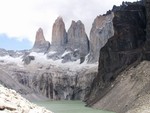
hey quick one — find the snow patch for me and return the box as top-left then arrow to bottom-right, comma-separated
61,50 -> 71,57
0,55 -> 23,67
47,51 -> 57,56
28,52 -> 97,71
0,52 -> 98,71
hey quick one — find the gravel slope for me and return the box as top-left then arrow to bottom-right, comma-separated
0,84 -> 53,113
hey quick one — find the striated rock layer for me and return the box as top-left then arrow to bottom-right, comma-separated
32,28 -> 50,52
12,65 -> 97,100
88,13 -> 114,63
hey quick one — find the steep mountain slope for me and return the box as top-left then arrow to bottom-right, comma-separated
92,61 -> 150,113
86,0 -> 150,113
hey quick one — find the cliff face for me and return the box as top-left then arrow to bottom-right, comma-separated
32,28 -> 50,52
146,0 -> 150,40
0,57 -> 97,101
67,20 -> 89,60
48,18 -> 90,63
144,0 -> 150,51
88,13 -> 114,63
51,17 -> 67,50
85,1 -> 147,111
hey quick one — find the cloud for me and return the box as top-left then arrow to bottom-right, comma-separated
0,0 -> 137,44
0,34 -> 32,50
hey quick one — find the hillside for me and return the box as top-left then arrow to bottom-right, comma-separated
92,61 -> 150,113
0,84 -> 52,113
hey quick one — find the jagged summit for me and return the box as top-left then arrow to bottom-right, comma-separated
47,17 -> 90,63
67,20 -> 89,50
88,13 -> 114,63
67,20 -> 89,63
35,28 -> 45,42
51,16 -> 67,49
32,28 -> 50,52
56,16 -> 63,21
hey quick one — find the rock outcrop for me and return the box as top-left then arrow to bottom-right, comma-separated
51,17 -> 67,50
85,1 -> 147,111
22,55 -> 35,65
49,18 -> 90,63
11,64 -> 97,100
67,20 -> 89,62
88,13 -> 114,63
32,28 -> 50,52
0,84 -> 52,113
0,64 -> 47,101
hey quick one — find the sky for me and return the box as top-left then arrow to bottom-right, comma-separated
0,0 -> 137,50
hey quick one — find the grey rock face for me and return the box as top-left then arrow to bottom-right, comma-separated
67,20 -> 89,60
0,49 -> 27,58
0,67 -> 46,101
22,55 -> 35,65
51,17 -> 67,50
88,13 -> 114,63
61,50 -> 80,63
32,28 -> 50,53
86,1 -> 146,109
3,62 -> 97,101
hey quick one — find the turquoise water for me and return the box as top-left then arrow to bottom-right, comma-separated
34,100 -> 114,113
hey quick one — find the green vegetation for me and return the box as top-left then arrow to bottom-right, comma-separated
34,100 -> 114,113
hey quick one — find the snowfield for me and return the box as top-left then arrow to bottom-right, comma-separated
0,52 -> 98,71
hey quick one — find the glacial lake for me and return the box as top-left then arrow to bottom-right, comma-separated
34,100 -> 115,113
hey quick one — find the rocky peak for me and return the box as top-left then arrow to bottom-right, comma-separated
88,13 -> 114,63
32,28 -> 50,53
35,28 -> 45,42
51,16 -> 67,49
67,20 -> 89,62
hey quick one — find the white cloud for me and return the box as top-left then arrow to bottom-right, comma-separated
0,0 -> 137,43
